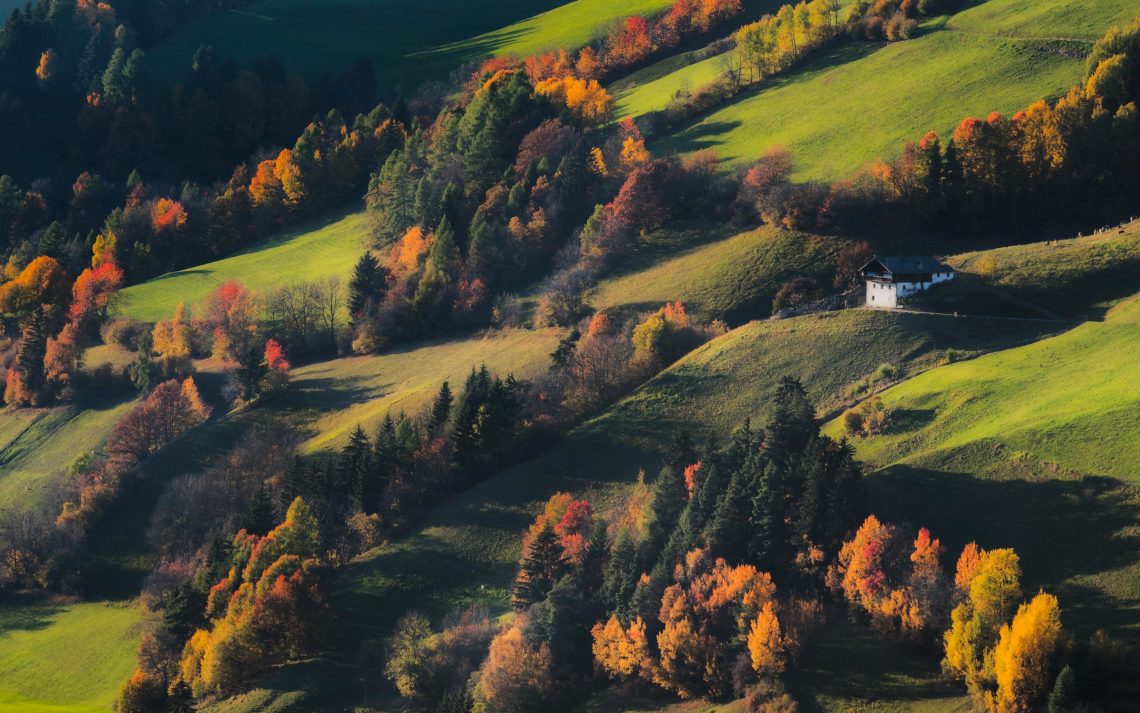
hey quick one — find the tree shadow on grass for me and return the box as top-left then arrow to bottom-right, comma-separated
867,466 -> 1140,646
0,593 -> 66,635
787,617 -> 961,713
659,40 -> 882,155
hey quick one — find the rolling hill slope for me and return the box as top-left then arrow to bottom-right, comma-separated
0,395 -> 136,523
637,0 -> 1140,179
591,223 -> 846,322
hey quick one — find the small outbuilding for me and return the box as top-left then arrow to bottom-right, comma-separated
861,256 -> 955,309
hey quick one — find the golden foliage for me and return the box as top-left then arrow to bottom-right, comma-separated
988,593 -> 1062,713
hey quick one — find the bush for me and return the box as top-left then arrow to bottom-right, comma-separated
772,277 -> 822,312
102,319 -> 147,350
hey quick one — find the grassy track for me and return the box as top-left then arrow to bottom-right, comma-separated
116,211 -> 369,323
592,223 -> 845,322
641,0 -> 1140,178
147,0 -> 673,88
0,596 -> 141,713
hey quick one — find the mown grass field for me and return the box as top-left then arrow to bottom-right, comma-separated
147,0 -> 673,88
643,0 -> 1140,179
0,395 -> 136,522
592,223 -> 845,323
213,307 -> 1061,711
0,596 -> 141,713
824,295 -> 1140,648
115,210 -> 369,323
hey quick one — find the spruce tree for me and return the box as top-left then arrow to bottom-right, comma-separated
601,531 -> 639,616
348,251 -> 387,317
246,483 -> 277,536
427,381 -> 453,438
340,424 -> 374,505
645,465 -> 687,562
707,457 -> 756,563
512,523 -> 567,610
666,430 -> 698,472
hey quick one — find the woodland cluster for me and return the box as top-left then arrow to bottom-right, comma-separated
382,382 -> 1129,713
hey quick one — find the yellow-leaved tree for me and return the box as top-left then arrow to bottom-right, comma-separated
988,593 -> 1062,713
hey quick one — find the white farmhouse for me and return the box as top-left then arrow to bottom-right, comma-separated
861,256 -> 955,309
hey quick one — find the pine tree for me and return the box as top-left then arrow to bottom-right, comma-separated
602,531 -> 640,616
246,483 -> 277,536
427,381 -> 453,438
512,523 -> 567,610
666,430 -> 698,472
340,425 -> 374,505
348,251 -> 388,317
549,327 -> 580,372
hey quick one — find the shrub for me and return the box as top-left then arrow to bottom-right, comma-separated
102,319 -> 147,349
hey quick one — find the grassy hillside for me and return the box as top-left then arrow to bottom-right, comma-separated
271,328 -> 561,452
213,308 -> 1059,711
116,211 -> 368,323
0,395 -> 136,522
641,0 -> 1140,179
0,596 -> 140,713
824,295 -> 1140,645
947,220 -> 1140,318
147,0 -> 672,88
592,223 -> 845,322
830,298 -> 1140,482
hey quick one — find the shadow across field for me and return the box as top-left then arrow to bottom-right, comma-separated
661,40 -> 882,155
0,594 -> 66,635
867,465 -> 1140,645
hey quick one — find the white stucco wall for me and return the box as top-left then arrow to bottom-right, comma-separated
866,280 -> 897,308
865,271 -> 952,309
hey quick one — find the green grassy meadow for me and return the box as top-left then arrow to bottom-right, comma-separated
947,220 -> 1140,317
115,210 -> 369,323
0,396 -> 136,522
642,0 -> 1140,179
0,596 -> 141,713
147,0 -> 673,88
592,223 -> 845,322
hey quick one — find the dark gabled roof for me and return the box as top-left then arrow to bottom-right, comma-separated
861,256 -> 954,275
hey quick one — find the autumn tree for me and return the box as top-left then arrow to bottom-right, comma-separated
989,593 -> 1062,713
178,498 -> 324,697
592,615 -> 652,682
